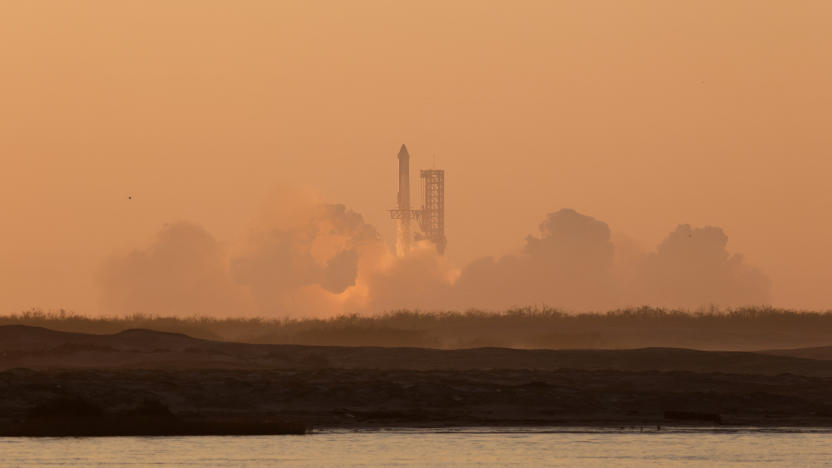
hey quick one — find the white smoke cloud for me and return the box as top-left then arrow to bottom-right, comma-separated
449,209 -> 616,310
98,222 -> 254,316
637,224 -> 771,307
97,198 -> 771,316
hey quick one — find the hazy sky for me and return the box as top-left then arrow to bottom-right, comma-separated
2,1 -> 831,314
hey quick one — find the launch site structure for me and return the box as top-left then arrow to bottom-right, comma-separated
389,144 -> 446,256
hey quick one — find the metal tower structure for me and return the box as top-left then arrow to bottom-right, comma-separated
419,169 -> 446,255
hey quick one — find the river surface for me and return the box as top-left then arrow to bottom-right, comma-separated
2,427 -> 831,467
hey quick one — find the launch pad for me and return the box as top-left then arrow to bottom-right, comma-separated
389,144 -> 446,255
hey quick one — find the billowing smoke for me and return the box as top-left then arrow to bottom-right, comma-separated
230,202 -> 386,317
98,222 -> 254,316
448,214 -> 771,311
451,209 -> 616,310
363,243 -> 456,312
638,225 -> 771,307
97,198 -> 771,316
98,196 -> 389,317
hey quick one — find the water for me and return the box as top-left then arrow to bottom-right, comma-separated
2,427 -> 831,467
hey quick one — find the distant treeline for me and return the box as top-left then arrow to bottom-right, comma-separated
4,307 -> 832,350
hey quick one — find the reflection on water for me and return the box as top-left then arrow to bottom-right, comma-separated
2,427 -> 831,467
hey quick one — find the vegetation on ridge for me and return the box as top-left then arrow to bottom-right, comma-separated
3,306 -> 832,351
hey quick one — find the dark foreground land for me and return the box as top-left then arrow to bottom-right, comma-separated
3,368 -> 832,433
3,325 -> 832,434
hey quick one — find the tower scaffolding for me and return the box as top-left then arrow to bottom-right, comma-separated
419,169 -> 446,255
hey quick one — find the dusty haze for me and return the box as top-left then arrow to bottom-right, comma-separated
2,1 -> 831,315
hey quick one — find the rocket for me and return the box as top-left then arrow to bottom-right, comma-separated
397,144 -> 411,255
397,144 -> 410,213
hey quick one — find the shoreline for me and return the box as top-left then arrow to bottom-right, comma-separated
5,424 -> 832,438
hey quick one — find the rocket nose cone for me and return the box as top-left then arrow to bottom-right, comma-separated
398,144 -> 409,159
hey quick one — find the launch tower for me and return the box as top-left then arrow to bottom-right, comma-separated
419,169 -> 446,255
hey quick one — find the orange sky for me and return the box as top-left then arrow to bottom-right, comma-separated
2,1 -> 831,314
